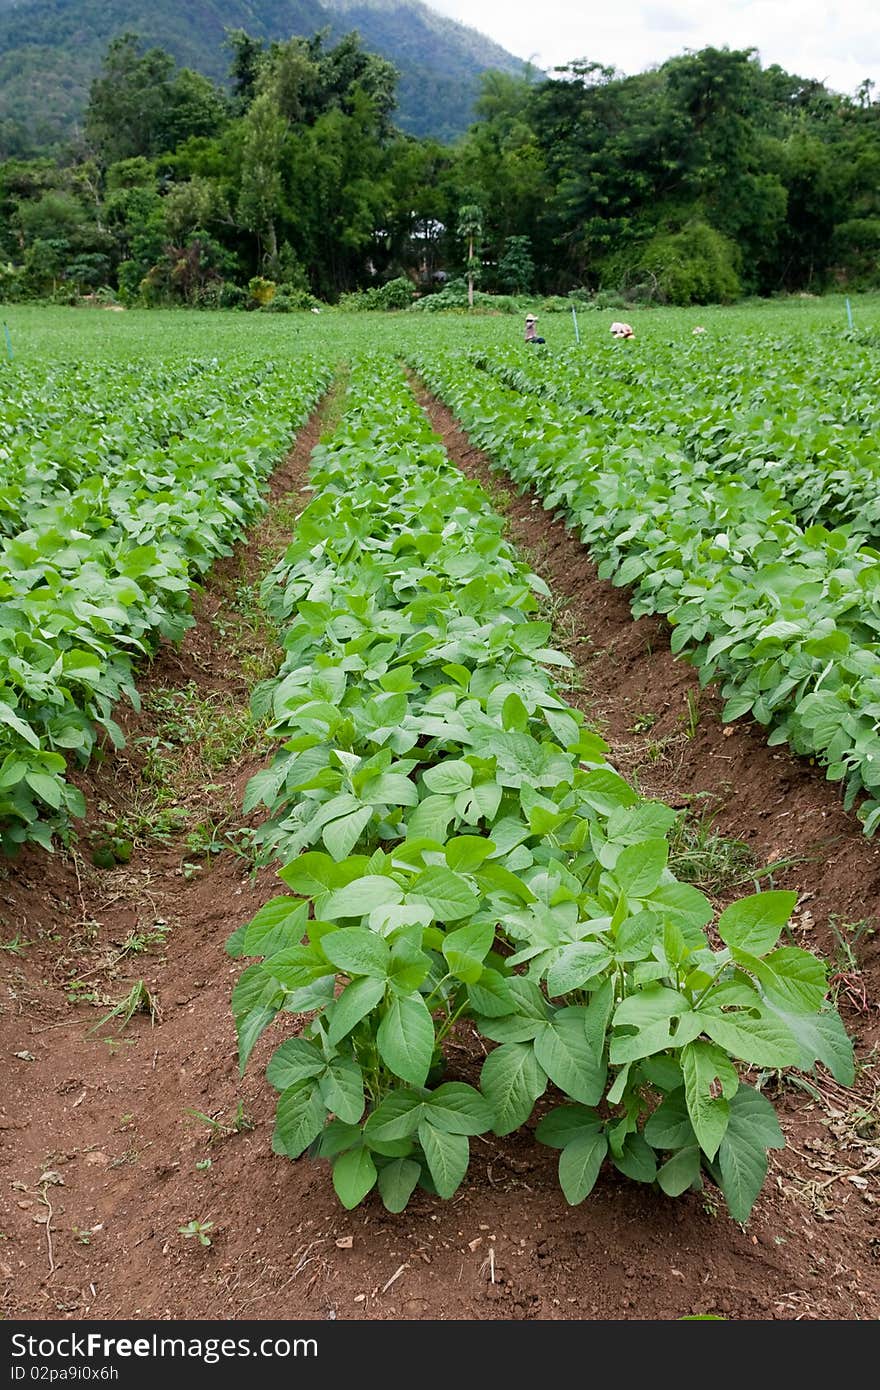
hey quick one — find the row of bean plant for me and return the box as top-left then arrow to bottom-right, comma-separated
472,329 -> 880,537
413,349 -> 880,835
230,358 -> 851,1223
0,354 -> 331,851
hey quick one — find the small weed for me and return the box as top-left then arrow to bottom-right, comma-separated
120,920 -> 171,956
668,808 -> 757,892
701,1191 -> 720,1218
95,797 -> 188,850
90,980 -> 158,1034
0,933 -> 30,954
185,1100 -> 255,1142
179,1219 -> 213,1247
184,820 -> 231,860
644,736 -> 673,764
630,711 -> 657,733
684,688 -> 701,739
66,979 -> 100,1006
828,916 -> 875,1012
195,1158 -> 213,1171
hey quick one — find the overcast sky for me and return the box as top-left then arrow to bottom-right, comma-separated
431,0 -> 879,97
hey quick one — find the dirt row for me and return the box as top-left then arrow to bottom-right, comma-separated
0,384 -> 878,1323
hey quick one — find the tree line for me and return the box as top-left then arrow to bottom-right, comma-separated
1,30 -> 877,308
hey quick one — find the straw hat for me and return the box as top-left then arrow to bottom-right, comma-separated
525,314 -> 537,322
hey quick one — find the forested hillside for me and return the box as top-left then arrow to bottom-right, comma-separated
0,32 -> 877,305
0,0 -> 524,151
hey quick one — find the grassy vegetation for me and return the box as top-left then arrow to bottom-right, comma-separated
3,293 -> 879,366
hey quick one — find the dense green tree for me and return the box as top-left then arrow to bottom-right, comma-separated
1,30 -> 877,306
237,91 -> 287,267
85,34 -> 228,163
497,235 -> 535,293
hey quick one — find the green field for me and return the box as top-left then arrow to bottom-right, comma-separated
3,292 -> 880,361
2,295 -> 877,1233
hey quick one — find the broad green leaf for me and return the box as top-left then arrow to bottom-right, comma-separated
613,839 -> 669,897
481,1042 -> 547,1136
535,1104 -> 601,1150
24,772 -> 62,809
321,927 -> 390,979
387,937 -> 432,993
332,1146 -> 378,1209
266,1037 -> 326,1091
377,1157 -> 421,1213
467,967 -> 515,1018
323,875 -> 405,920
316,1119 -> 362,1158
326,975 -> 386,1045
716,1088 -> 784,1223
376,993 -> 435,1086
360,773 -> 418,806
363,1089 -> 424,1143
445,835 -> 495,872
423,760 -> 473,794
545,941 -> 613,997
583,977 -> 614,1055
423,1082 -> 494,1135
611,1132 -> 657,1183
236,1004 -> 278,1073
418,1119 -> 469,1198
580,769 -> 638,814
614,985 -> 688,1027
320,1056 -> 366,1125
265,944 -> 334,992
442,919 -> 495,983
242,898 -> 308,958
732,946 -> 827,1015
647,881 -> 713,936
656,1145 -> 701,1197
614,911 -> 661,961
323,806 -> 373,861
278,851 -> 352,897
716,891 -> 797,955
765,1005 -> 854,1086
644,1090 -> 696,1151
699,1007 -> 801,1068
410,866 -> 480,921
274,1081 -> 326,1159
406,794 -> 456,842
681,1041 -> 738,1161
533,1010 -> 607,1105
558,1130 -> 608,1204
0,701 -> 40,749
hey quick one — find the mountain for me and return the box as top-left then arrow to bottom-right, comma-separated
0,0 -> 526,154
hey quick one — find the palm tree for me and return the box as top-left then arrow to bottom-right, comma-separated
457,204 -> 483,309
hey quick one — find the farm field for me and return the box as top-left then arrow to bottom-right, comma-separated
1,299 -> 879,1322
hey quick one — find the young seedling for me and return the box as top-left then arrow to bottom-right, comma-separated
179,1219 -> 213,1247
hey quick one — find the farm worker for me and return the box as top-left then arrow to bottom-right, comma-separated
610,321 -> 634,339
525,313 -> 545,344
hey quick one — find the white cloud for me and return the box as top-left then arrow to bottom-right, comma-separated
641,7 -> 699,35
429,0 -> 879,96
